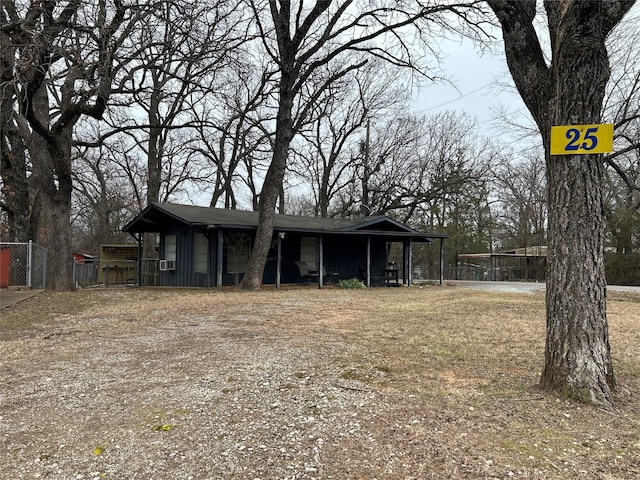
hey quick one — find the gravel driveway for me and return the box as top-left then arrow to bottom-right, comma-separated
452,280 -> 640,295
2,287 -> 639,479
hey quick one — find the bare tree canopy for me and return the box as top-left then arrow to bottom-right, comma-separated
238,0 -> 489,289
1,0 -> 150,289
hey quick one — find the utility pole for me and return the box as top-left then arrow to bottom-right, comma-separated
361,119 -> 370,206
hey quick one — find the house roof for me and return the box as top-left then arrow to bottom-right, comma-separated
123,203 -> 448,242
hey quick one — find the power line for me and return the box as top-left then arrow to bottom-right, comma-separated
423,73 -> 511,111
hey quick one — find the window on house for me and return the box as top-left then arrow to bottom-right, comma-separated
194,234 -> 208,273
300,237 -> 318,264
165,235 -> 176,261
227,233 -> 251,273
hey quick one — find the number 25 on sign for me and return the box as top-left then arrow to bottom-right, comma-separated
550,124 -> 613,155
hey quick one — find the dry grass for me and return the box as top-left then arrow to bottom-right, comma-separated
1,286 -> 639,479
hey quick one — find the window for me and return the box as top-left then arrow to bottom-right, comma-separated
165,235 -> 176,261
300,237 -> 318,264
227,234 -> 251,273
194,234 -> 208,273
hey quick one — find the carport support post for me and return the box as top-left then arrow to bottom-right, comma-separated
402,240 -> 413,286
276,233 -> 282,289
366,236 -> 371,287
439,237 -> 444,286
491,255 -> 496,281
136,234 -> 142,286
408,239 -> 413,286
318,235 -> 324,289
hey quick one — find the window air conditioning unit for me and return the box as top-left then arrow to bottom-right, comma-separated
159,260 -> 176,271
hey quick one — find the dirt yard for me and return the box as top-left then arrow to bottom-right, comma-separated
1,286 -> 639,479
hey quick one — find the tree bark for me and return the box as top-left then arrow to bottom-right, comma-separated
3,0 -> 133,290
488,0 -> 636,408
0,116 -> 32,241
240,70 -> 295,289
28,86 -> 75,291
0,25 -> 31,242
143,85 -> 164,260
239,0 -> 472,288
540,1 -> 616,405
239,0 -> 300,289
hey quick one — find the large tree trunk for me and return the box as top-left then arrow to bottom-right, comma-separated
44,172 -> 74,291
239,89 -> 294,290
143,89 -> 163,260
0,31 -> 31,242
27,86 -> 75,291
539,2 -> 615,405
541,147 -> 614,404
0,116 -> 31,242
489,0 -> 635,408
30,134 -> 75,291
239,9 -> 297,290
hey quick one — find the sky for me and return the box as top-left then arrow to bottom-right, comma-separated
411,36 -> 530,142
414,1 -> 640,147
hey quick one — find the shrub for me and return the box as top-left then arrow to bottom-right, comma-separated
338,278 -> 365,289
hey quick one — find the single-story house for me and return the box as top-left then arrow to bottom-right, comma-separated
122,202 -> 448,288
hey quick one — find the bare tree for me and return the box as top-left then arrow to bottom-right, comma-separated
71,145 -> 137,251
289,60 -> 403,217
1,0 -> 148,290
93,0 -> 249,256
352,111 -> 497,223
603,152 -> 640,255
0,4 -> 30,242
0,111 -> 32,241
240,0 -> 488,289
188,62 -> 275,210
602,7 -> 640,260
488,0 -> 637,408
492,148 -> 547,252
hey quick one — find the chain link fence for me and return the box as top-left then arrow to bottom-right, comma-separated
418,256 -> 640,286
0,243 -> 162,289
0,241 -> 48,289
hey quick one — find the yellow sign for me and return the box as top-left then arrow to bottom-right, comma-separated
550,124 -> 614,155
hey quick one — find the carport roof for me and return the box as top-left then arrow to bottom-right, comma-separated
123,202 -> 448,241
